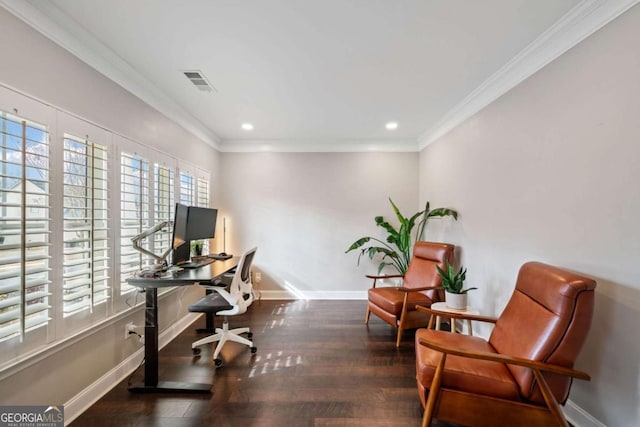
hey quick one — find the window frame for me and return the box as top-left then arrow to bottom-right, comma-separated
56,112 -> 113,336
0,84 -> 213,372
0,87 -> 56,360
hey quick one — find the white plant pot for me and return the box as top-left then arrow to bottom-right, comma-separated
445,292 -> 467,310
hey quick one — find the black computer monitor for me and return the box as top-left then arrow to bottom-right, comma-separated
185,206 -> 217,241
171,203 -> 190,265
171,203 -> 218,265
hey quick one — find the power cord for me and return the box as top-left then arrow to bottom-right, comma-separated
127,355 -> 146,386
126,289 -> 144,308
128,330 -> 143,341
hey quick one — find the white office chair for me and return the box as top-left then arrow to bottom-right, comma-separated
189,247 -> 258,367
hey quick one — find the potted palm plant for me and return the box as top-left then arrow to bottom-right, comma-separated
346,198 -> 458,275
436,261 -> 477,310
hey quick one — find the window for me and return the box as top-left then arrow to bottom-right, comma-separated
120,152 -> 149,294
196,172 -> 210,254
0,110 -> 51,342
153,162 -> 174,259
197,176 -> 209,208
179,171 -> 195,206
0,84 -> 213,369
62,134 -> 109,316
178,164 -> 211,255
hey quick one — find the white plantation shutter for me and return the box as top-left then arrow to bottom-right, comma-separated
196,177 -> 209,208
0,111 -> 51,342
120,152 -> 150,294
153,163 -> 174,258
62,135 -> 110,316
179,171 -> 195,206
196,172 -> 210,253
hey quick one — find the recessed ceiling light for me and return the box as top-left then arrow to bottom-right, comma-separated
385,122 -> 398,130
242,123 -> 254,131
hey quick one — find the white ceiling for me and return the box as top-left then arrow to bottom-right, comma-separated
3,0 -> 636,151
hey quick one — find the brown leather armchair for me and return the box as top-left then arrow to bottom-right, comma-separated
365,241 -> 454,347
414,262 -> 596,427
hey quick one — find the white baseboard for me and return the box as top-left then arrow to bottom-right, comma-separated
63,312 -> 201,426
563,399 -> 607,427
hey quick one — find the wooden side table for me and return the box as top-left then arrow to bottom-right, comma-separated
430,302 -> 480,335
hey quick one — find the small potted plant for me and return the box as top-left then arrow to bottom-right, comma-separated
436,261 -> 477,310
191,240 -> 203,257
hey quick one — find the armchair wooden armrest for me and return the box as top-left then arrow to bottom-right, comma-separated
416,305 -> 498,324
398,285 -> 442,293
365,274 -> 404,279
366,274 -> 404,288
418,338 -> 590,380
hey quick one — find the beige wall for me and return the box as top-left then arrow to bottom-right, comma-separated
221,152 -> 418,297
0,8 -> 219,406
418,5 -> 640,426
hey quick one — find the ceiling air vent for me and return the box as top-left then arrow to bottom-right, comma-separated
183,70 -> 216,92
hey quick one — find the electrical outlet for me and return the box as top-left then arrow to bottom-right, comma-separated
124,322 -> 136,340
254,272 -> 262,284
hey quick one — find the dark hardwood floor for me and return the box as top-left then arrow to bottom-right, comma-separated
71,300 -> 449,427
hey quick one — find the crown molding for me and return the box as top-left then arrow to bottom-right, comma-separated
0,0 -> 222,149
2,0 -> 637,154
418,0 -> 640,150
219,138 -> 419,153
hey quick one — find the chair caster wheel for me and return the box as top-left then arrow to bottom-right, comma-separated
214,358 -> 223,367
247,332 -> 253,339
192,347 -> 201,355
250,346 -> 257,354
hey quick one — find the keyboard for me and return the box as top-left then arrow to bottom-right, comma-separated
208,253 -> 232,260
178,258 -> 215,269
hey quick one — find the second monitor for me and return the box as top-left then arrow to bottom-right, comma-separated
172,203 -> 218,266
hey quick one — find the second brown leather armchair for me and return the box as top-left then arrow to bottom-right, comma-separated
365,241 -> 454,347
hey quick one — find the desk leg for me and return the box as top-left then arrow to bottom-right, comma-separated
144,288 -> 158,386
128,289 -> 211,393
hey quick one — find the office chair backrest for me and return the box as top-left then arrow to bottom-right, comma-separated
229,247 -> 258,311
404,242 -> 454,302
488,262 -> 596,404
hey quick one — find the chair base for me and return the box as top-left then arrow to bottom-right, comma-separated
192,317 -> 256,365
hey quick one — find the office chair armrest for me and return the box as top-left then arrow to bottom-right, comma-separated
416,305 -> 498,324
366,274 -> 404,288
418,338 -> 590,380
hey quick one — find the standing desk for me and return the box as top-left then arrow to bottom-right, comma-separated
126,257 -> 239,393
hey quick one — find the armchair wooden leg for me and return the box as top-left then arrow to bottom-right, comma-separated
365,306 -> 371,324
533,369 -> 570,427
396,293 -> 410,347
422,353 -> 446,427
395,325 -> 403,347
